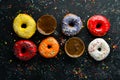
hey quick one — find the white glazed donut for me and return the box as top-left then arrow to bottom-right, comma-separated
88,38 -> 110,61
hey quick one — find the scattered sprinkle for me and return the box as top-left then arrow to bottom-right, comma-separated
8,5 -> 12,8
85,75 -> 88,79
9,59 -> 13,63
4,41 -> 7,45
108,38 -> 111,40
54,7 -> 57,10
37,40 -> 41,43
14,39 -> 16,42
106,66 -> 109,69
112,45 -> 118,49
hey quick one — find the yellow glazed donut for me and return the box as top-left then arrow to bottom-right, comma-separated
13,14 -> 36,39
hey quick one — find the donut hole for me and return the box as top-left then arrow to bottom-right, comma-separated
96,23 -> 102,28
69,21 -> 75,27
47,45 -> 52,49
98,47 -> 102,51
21,24 -> 27,28
21,47 -> 26,53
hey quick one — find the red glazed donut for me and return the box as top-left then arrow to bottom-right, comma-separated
13,40 -> 37,61
87,15 -> 110,36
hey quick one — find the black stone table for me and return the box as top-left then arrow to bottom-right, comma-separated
0,0 -> 120,80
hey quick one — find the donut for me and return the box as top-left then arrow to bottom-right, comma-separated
13,40 -> 37,61
87,15 -> 110,36
37,15 -> 57,35
38,37 -> 59,58
62,13 -> 83,36
13,14 -> 36,39
88,38 -> 110,61
65,37 -> 85,58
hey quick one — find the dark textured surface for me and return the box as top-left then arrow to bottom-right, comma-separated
0,0 -> 120,80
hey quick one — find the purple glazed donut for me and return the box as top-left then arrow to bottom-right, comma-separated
62,13 -> 83,36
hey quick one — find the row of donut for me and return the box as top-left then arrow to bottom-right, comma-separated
13,13 -> 110,61
13,37 -> 110,61
13,13 -> 110,38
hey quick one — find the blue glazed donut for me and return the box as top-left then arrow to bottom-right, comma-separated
62,13 -> 83,36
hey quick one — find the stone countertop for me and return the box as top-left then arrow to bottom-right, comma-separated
0,0 -> 120,80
